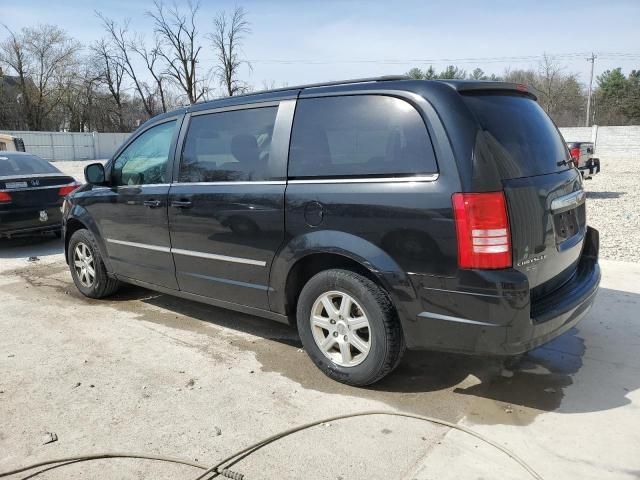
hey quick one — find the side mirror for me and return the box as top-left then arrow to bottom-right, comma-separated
84,162 -> 106,185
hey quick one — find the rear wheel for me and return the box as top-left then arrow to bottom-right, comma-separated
296,269 -> 405,386
67,229 -> 119,298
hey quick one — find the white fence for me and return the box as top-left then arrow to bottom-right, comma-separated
3,125 -> 638,162
559,125 -> 640,161
0,130 -> 130,161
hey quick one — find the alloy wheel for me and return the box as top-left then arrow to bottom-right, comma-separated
73,242 -> 96,288
310,290 -> 371,367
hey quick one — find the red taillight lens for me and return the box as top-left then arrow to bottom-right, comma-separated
0,192 -> 12,203
569,147 -> 580,164
452,192 -> 512,269
58,183 -> 80,196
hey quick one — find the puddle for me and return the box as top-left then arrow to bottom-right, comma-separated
5,259 -> 594,425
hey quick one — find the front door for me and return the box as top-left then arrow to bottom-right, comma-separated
168,102 -> 293,309
89,118 -> 180,289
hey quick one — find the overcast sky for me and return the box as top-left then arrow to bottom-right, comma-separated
5,0 -> 640,90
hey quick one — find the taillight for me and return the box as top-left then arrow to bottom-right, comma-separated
0,192 -> 11,204
569,147 -> 580,165
452,192 -> 512,269
58,183 -> 80,197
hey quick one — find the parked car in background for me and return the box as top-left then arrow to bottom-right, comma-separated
0,133 -> 26,152
567,141 -> 600,179
62,77 -> 600,386
0,152 -> 79,239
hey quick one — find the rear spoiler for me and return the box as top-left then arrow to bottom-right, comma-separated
439,80 -> 538,101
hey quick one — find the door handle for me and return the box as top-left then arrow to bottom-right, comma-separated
171,200 -> 193,208
143,199 -> 162,208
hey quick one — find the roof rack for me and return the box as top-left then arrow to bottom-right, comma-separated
233,75 -> 410,98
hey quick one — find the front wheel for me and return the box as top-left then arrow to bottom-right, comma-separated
296,269 -> 405,386
67,229 -> 120,298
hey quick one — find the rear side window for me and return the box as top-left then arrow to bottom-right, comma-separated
0,154 -> 61,176
179,106 -> 278,182
463,94 -> 570,179
288,95 -> 437,178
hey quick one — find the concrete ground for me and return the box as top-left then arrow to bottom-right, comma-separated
0,161 -> 638,479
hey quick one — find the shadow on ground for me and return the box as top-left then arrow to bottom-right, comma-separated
586,191 -> 625,200
0,235 -> 62,259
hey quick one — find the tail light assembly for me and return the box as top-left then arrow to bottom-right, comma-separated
452,192 -> 512,269
0,192 -> 12,204
569,147 -> 580,166
58,182 -> 81,197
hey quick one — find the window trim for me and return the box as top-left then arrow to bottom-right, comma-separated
286,93 -> 439,180
287,174 -> 439,184
173,101 -> 290,184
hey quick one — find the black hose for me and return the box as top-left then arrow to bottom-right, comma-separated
0,411 -> 544,480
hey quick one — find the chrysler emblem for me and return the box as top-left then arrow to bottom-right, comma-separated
39,210 -> 48,222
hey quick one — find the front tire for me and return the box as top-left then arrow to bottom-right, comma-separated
67,229 -> 119,298
296,269 -> 405,386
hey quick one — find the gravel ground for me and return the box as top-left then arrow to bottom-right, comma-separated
584,157 -> 639,262
54,156 -> 638,262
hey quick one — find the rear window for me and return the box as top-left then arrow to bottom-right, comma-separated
288,95 -> 437,178
463,94 -> 569,179
0,154 -> 61,177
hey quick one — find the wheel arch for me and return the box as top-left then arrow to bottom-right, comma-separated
64,205 -> 113,273
269,230 -> 419,326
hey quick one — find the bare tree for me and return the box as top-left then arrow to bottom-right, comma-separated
130,34 -> 168,113
0,26 -> 31,128
148,0 -> 206,104
503,57 -> 585,127
209,7 -> 251,97
91,38 -> 127,131
97,13 -> 155,117
0,24 -> 80,130
60,58 -> 101,131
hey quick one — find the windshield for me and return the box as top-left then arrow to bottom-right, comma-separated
463,93 -> 570,179
0,154 -> 61,177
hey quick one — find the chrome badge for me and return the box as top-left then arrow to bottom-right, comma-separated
39,210 -> 48,222
517,254 -> 547,267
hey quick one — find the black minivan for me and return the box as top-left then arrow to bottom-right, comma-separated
62,77 -> 600,386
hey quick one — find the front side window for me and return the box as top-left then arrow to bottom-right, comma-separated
179,106 -> 278,182
288,95 -> 437,178
112,120 -> 176,186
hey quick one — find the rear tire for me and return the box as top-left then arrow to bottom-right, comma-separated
296,269 -> 405,386
67,229 -> 119,298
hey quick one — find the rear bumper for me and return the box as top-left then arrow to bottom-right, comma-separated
579,158 -> 600,177
0,205 -> 62,238
403,226 -> 600,355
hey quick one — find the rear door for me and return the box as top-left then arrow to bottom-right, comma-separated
463,93 -> 586,294
167,101 -> 294,309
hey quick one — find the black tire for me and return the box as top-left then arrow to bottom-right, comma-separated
296,269 -> 405,386
67,229 -> 119,298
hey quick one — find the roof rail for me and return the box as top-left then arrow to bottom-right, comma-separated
232,75 -> 410,98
